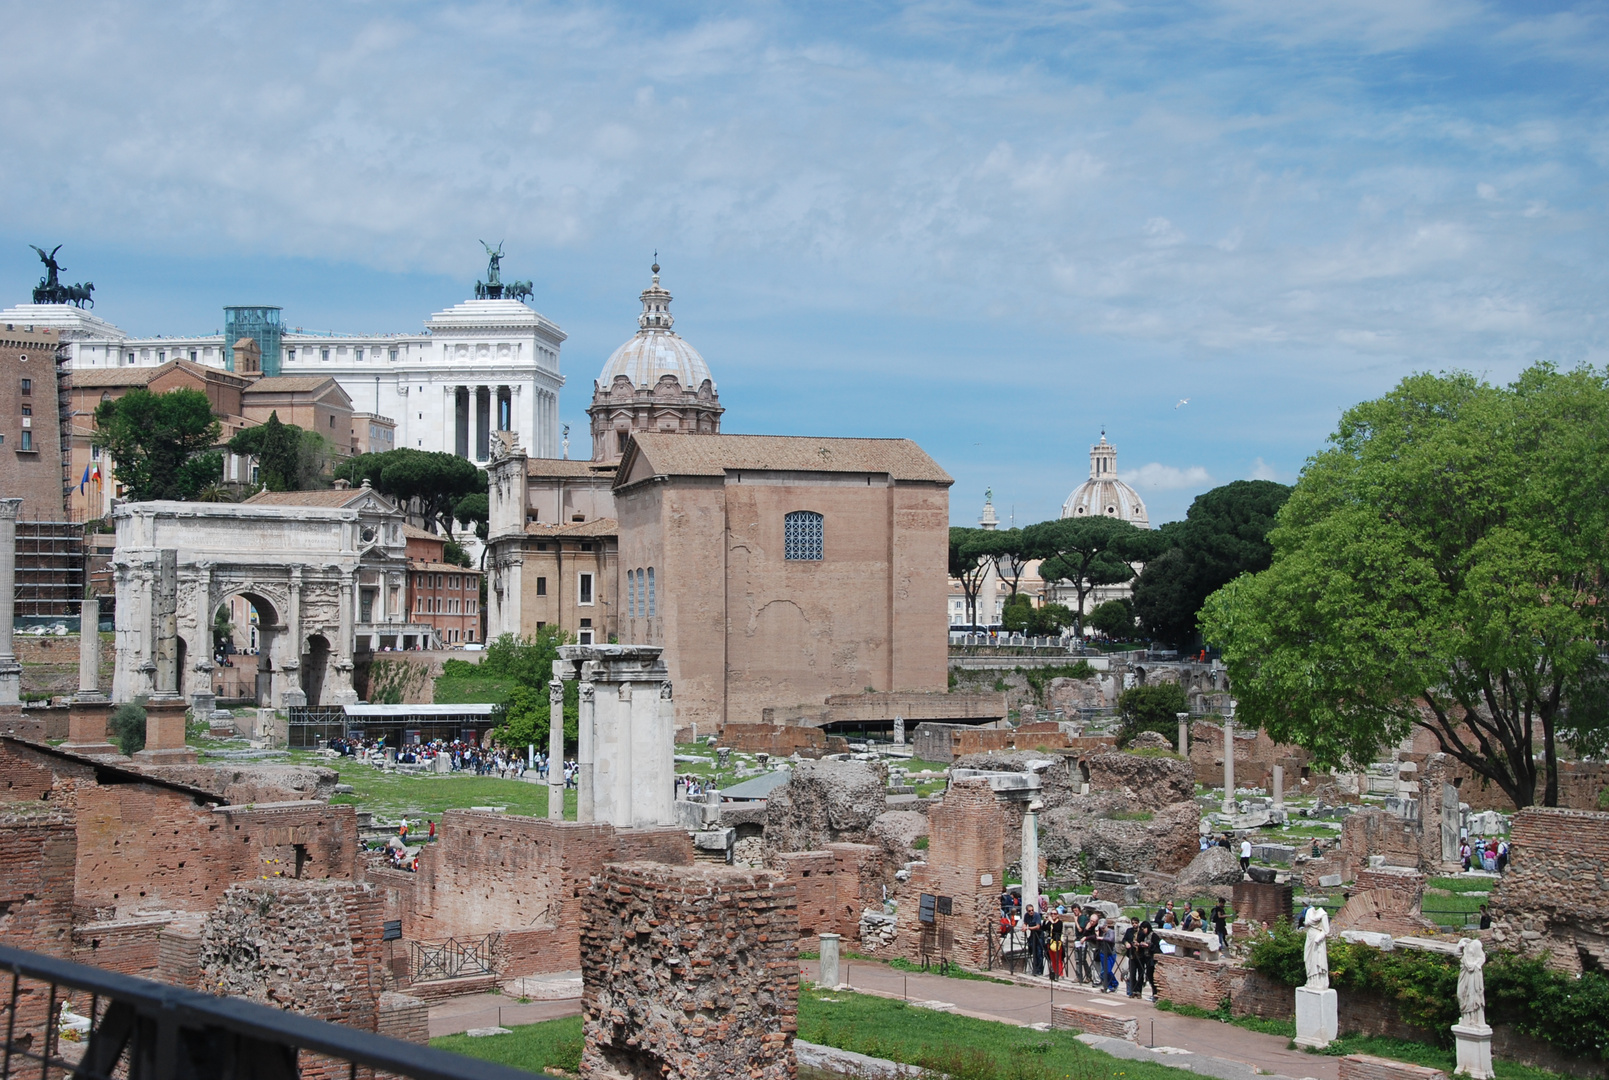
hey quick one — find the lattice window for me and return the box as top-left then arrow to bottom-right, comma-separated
628,569 -> 637,617
784,511 -> 824,561
647,568 -> 656,617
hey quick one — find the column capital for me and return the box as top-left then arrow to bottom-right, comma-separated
0,498 -> 21,522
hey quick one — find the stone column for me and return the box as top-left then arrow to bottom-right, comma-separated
1272,764 -> 1285,809
548,677 -> 565,821
77,595 -> 103,701
0,499 -> 22,705
136,550 -> 197,764
1176,712 -> 1190,756
893,715 -> 905,745
577,678 -> 596,823
818,933 -> 842,989
280,569 -> 307,709
1021,800 -> 1041,913
1221,703 -> 1237,815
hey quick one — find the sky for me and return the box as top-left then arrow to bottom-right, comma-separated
3,0 -> 1605,525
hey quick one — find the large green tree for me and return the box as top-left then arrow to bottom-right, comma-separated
227,411 -> 333,491
1200,364 -> 1609,808
336,449 -> 487,536
1022,516 -> 1158,634
1132,480 -> 1292,647
93,388 -> 222,501
948,527 -> 993,628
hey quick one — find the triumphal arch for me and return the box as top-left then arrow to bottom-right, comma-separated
112,489 -> 433,708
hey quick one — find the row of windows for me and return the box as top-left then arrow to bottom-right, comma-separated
412,572 -> 473,591
444,628 -> 476,643
627,567 -> 656,618
417,596 -> 477,615
533,572 -> 597,605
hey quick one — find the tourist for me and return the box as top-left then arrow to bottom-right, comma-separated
427,820 -> 436,842
1180,906 -> 1200,932
1460,840 -> 1472,872
1479,904 -> 1491,930
1496,839 -> 1509,873
1211,901 -> 1227,949
1080,908 -> 1102,986
1024,902 -> 1045,977
1154,900 -> 1176,926
1047,909 -> 1065,981
1069,905 -> 1091,983
1240,837 -> 1252,872
1126,921 -> 1156,999
1097,916 -> 1118,992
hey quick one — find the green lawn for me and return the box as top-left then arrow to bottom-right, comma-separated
432,673 -> 519,704
434,990 -> 1211,1080
324,755 -> 577,820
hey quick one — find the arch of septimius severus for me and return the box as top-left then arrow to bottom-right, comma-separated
111,488 -> 431,708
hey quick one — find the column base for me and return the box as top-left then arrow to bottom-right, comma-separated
1452,1023 -> 1494,1079
133,745 -> 200,765
140,696 -> 193,757
1294,986 -> 1338,1049
63,699 -> 120,757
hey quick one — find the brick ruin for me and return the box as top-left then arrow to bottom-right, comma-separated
892,779 -> 1003,968
1188,718 -> 1310,791
1489,806 -> 1609,975
580,862 -> 798,1080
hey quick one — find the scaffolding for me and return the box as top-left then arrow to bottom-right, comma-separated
15,522 -> 84,620
223,305 -> 284,376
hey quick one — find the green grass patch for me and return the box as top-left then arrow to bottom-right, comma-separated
1309,1034 -> 1572,1080
432,674 -> 519,704
324,756 -> 576,819
1105,810 -> 1154,821
901,757 -> 951,773
430,1014 -> 582,1074
1428,876 -> 1500,894
1151,998 -> 1294,1038
914,836 -> 930,850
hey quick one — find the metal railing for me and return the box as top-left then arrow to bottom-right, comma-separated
409,936 -> 499,983
0,942 -> 550,1080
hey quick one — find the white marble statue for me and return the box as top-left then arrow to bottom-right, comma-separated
1458,937 -> 1486,1028
1303,906 -> 1331,991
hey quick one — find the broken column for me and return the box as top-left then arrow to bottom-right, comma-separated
0,499 -> 21,707
63,593 -> 120,757
556,645 -> 675,829
581,861 -> 798,1080
1272,765 -> 1284,809
548,676 -> 566,821
134,550 -> 197,764
1177,711 -> 1189,756
818,932 -> 841,989
1221,703 -> 1237,815
893,715 -> 905,745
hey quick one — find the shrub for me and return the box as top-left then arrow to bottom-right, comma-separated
109,702 -> 147,756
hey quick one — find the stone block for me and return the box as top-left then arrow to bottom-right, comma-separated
1252,843 -> 1295,864
1050,1003 -> 1138,1041
1338,1054 -> 1447,1080
1319,873 -> 1344,888
1295,986 -> 1338,1048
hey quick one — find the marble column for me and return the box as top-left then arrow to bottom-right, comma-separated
1176,712 -> 1190,756
77,595 -> 104,701
1021,800 -> 1041,913
64,593 -> 120,756
548,677 -> 566,820
1273,764 -> 1285,809
1221,703 -> 1237,815
893,715 -> 905,745
0,499 -> 21,705
280,568 -> 307,708
577,676 -> 596,823
818,933 -> 842,989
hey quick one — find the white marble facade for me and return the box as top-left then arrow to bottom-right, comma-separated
1,294 -> 568,462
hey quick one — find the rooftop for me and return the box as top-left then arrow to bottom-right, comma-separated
622,432 -> 953,485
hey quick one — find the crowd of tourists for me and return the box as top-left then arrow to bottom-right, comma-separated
998,890 -> 1232,998
325,735 -> 585,783
1462,836 -> 1509,873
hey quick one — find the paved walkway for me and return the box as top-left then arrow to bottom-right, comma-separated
427,959 -> 1335,1080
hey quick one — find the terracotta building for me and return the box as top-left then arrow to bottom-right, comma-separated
403,525 -> 483,646
0,322 -> 66,520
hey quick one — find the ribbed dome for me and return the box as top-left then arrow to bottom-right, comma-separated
596,265 -> 714,390
1060,434 -> 1150,528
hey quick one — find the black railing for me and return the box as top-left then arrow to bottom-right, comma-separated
409,936 -> 499,983
0,942 -> 551,1080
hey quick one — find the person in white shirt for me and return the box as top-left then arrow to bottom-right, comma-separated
1240,838 -> 1252,872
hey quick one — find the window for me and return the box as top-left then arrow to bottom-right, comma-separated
784,511 -> 824,561
19,379 -> 30,395
91,444 -> 100,460
355,347 -> 364,361
157,350 -> 165,363
126,352 -> 135,365
536,576 -> 547,597
578,572 -> 594,605
18,431 -> 31,451
467,629 -> 474,642
389,347 -> 399,361
579,617 -> 593,645
321,348 -> 330,361
20,405 -> 30,417
628,570 -> 636,617
189,349 -> 197,362
617,431 -> 629,453
647,567 -> 655,618
287,348 -> 296,362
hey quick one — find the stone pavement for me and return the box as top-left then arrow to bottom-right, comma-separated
427,957 -> 1336,1080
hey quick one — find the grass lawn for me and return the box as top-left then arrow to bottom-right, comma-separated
324,756 -> 578,820
432,1015 -> 582,1074
435,991 -> 1210,1080
1419,887 -> 1486,931
1311,1034 -> 1572,1080
433,673 -> 519,704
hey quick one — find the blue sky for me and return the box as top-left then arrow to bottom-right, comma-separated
4,1 -> 1605,525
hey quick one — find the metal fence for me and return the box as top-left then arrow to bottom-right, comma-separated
409,935 -> 499,983
0,942 -> 549,1080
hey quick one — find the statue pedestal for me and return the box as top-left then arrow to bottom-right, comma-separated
132,697 -> 197,765
1452,1023 -> 1494,1079
61,699 -> 123,759
1294,986 -> 1337,1049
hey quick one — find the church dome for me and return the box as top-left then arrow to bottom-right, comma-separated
596,264 -> 714,390
1061,434 -> 1150,528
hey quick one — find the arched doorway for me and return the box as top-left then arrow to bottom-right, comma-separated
212,592 -> 281,707
302,634 -> 331,707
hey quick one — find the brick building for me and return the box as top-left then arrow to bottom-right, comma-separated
0,322 -> 66,520
403,524 -> 482,645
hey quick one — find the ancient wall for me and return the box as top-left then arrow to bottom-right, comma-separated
1086,750 -> 1194,805
893,780 -> 1003,968
1231,881 -> 1292,930
0,804 -> 76,957
719,723 -> 826,754
1333,867 -> 1436,936
1489,806 -> 1609,975
1338,808 -> 1422,880
72,916 -> 173,977
408,810 -> 693,979
580,861 -> 798,1080
776,843 -> 883,943
1153,954 -> 1231,1011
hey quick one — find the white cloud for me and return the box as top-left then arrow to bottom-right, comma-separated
1120,463 -> 1214,490
1248,458 -> 1279,482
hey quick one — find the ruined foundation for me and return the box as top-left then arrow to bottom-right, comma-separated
580,861 -> 798,1080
